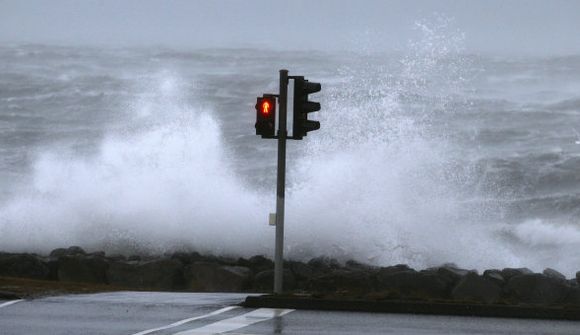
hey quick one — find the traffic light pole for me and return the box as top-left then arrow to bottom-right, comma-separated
274,69 -> 288,294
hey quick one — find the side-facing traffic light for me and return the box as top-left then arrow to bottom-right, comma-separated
255,95 -> 276,138
292,76 -> 321,140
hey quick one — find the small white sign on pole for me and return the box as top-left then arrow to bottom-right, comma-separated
269,213 -> 276,226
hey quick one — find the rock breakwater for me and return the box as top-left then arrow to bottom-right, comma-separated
1,246 -> 579,306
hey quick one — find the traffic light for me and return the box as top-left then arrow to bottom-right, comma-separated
255,95 -> 276,138
292,76 -> 321,139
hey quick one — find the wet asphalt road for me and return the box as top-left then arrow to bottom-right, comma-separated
1,292 -> 580,335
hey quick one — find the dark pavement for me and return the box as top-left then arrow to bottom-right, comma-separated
1,292 -> 579,334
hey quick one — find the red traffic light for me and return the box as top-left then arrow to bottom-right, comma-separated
255,95 -> 276,138
261,100 -> 272,115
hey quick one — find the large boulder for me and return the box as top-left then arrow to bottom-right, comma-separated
127,255 -> 141,262
107,259 -> 184,290
0,291 -> 22,300
307,257 -> 340,275
376,269 -> 449,299
345,260 -> 376,272
543,268 -> 566,282
309,269 -> 375,294
506,273 -> 570,304
0,253 -> 50,280
47,259 -> 60,280
49,246 -> 87,258
57,255 -> 109,284
237,255 -> 274,274
501,268 -> 533,282
482,269 -> 505,286
185,262 -> 251,292
424,265 -> 476,289
287,261 -> 314,281
107,254 -> 127,262
566,287 -> 580,305
378,264 -> 414,276
253,269 -> 296,292
451,272 -> 502,304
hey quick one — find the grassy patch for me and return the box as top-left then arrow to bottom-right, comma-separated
0,276 -> 125,299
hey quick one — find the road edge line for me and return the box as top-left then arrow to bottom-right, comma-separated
130,305 -> 239,335
0,299 -> 24,309
173,308 -> 294,335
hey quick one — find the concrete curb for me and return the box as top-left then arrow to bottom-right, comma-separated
242,295 -> 580,321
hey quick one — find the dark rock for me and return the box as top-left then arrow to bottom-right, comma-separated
565,287 -> 580,305
57,255 -> 109,284
170,251 -> 202,265
252,269 -> 295,292
196,254 -> 219,264
376,270 -> 449,299
309,270 -> 375,294
49,246 -> 86,258
287,261 -> 314,281
107,254 -> 126,262
127,255 -> 141,262
46,259 -> 59,280
0,253 -> 50,280
0,291 -> 22,300
106,262 -> 137,287
483,269 -> 505,286
438,265 -> 476,277
107,259 -> 183,290
214,256 -> 238,266
185,262 -> 251,292
451,272 -> 502,304
506,273 -> 570,304
424,265 -> 476,288
543,268 -> 566,282
501,268 -> 533,281
345,260 -> 376,272
377,264 -> 414,276
243,255 -> 274,273
307,257 -> 340,274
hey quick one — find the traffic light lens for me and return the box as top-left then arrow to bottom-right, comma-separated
262,101 -> 271,115
255,95 -> 276,138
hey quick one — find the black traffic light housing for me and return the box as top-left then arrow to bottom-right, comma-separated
255,94 -> 276,138
292,76 -> 321,140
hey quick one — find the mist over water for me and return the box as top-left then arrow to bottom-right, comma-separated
0,72 -> 270,255
1,20 -> 580,276
285,19 -> 515,270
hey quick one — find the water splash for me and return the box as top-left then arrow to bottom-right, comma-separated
1,18 -> 580,277
283,16 -> 518,271
0,72 -> 269,256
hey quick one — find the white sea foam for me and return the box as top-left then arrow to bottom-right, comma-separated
1,19 -> 580,277
0,73 -> 270,256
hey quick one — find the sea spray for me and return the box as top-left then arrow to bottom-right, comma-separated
284,17 -> 519,271
1,20 -> 580,276
0,72 -> 270,256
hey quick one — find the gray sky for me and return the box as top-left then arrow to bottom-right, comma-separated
1,0 -> 580,55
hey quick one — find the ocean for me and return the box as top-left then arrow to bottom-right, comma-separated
1,41 -> 580,276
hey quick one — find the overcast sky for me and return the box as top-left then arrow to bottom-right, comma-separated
1,0 -> 580,55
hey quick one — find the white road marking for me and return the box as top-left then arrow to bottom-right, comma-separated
131,306 -> 240,335
173,308 -> 294,335
0,299 -> 23,309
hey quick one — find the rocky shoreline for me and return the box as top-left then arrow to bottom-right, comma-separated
1,246 -> 580,309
